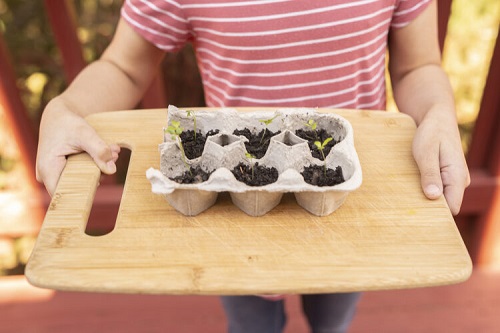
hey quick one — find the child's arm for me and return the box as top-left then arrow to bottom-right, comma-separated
36,19 -> 165,195
388,0 -> 470,215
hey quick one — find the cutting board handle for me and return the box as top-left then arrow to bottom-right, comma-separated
44,153 -> 101,232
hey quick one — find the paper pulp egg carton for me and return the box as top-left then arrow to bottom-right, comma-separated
146,105 -> 362,216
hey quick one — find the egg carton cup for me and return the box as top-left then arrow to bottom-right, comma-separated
146,105 -> 362,216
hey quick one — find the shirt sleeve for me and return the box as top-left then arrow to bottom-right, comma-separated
120,0 -> 191,52
391,0 -> 432,28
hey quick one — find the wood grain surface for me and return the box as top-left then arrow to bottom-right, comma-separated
25,108 -> 472,295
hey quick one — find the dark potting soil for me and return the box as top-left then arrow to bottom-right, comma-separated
180,129 -> 220,159
169,166 -> 213,184
301,164 -> 345,187
295,129 -> 339,160
231,162 -> 279,186
233,128 -> 281,159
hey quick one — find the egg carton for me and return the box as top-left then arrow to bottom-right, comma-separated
146,105 -> 362,216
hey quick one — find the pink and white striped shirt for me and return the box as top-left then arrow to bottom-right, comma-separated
121,0 -> 431,110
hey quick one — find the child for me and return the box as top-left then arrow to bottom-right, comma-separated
36,1 -> 470,332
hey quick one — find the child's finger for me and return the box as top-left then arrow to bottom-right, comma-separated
440,154 -> 470,215
443,183 -> 465,216
413,140 -> 443,200
78,126 -> 120,175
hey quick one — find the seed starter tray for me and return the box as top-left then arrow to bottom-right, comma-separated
147,106 -> 362,216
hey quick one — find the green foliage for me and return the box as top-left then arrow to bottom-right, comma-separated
314,137 -> 332,152
259,115 -> 278,127
258,114 -> 278,144
314,137 -> 333,175
245,152 -> 256,179
166,120 -> 183,138
305,119 -> 317,131
304,119 -> 319,140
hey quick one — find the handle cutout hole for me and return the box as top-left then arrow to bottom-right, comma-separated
85,147 -> 131,236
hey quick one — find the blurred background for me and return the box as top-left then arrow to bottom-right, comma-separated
0,0 -> 499,276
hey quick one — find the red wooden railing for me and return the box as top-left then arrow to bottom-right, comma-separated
1,0 -> 499,266
0,31 -> 46,238
462,23 -> 500,265
0,33 -> 38,185
437,0 -> 452,51
44,0 -> 86,83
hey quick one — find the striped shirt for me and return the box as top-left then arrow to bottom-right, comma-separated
121,0 -> 431,110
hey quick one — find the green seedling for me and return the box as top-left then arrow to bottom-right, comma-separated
245,152 -> 256,179
186,109 -> 197,140
258,115 -> 278,144
165,120 -> 192,176
314,137 -> 333,176
305,119 -> 319,140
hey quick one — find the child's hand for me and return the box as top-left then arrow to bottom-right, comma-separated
36,100 -> 120,196
35,18 -> 166,196
411,110 -> 470,215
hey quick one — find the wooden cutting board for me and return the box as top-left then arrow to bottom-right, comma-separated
25,108 -> 472,295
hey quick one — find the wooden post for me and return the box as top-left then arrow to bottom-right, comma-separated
437,0 -> 453,52
467,24 -> 500,267
43,0 -> 86,83
467,26 -> 500,172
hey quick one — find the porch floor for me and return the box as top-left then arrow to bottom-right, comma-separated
1,268 -> 499,333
